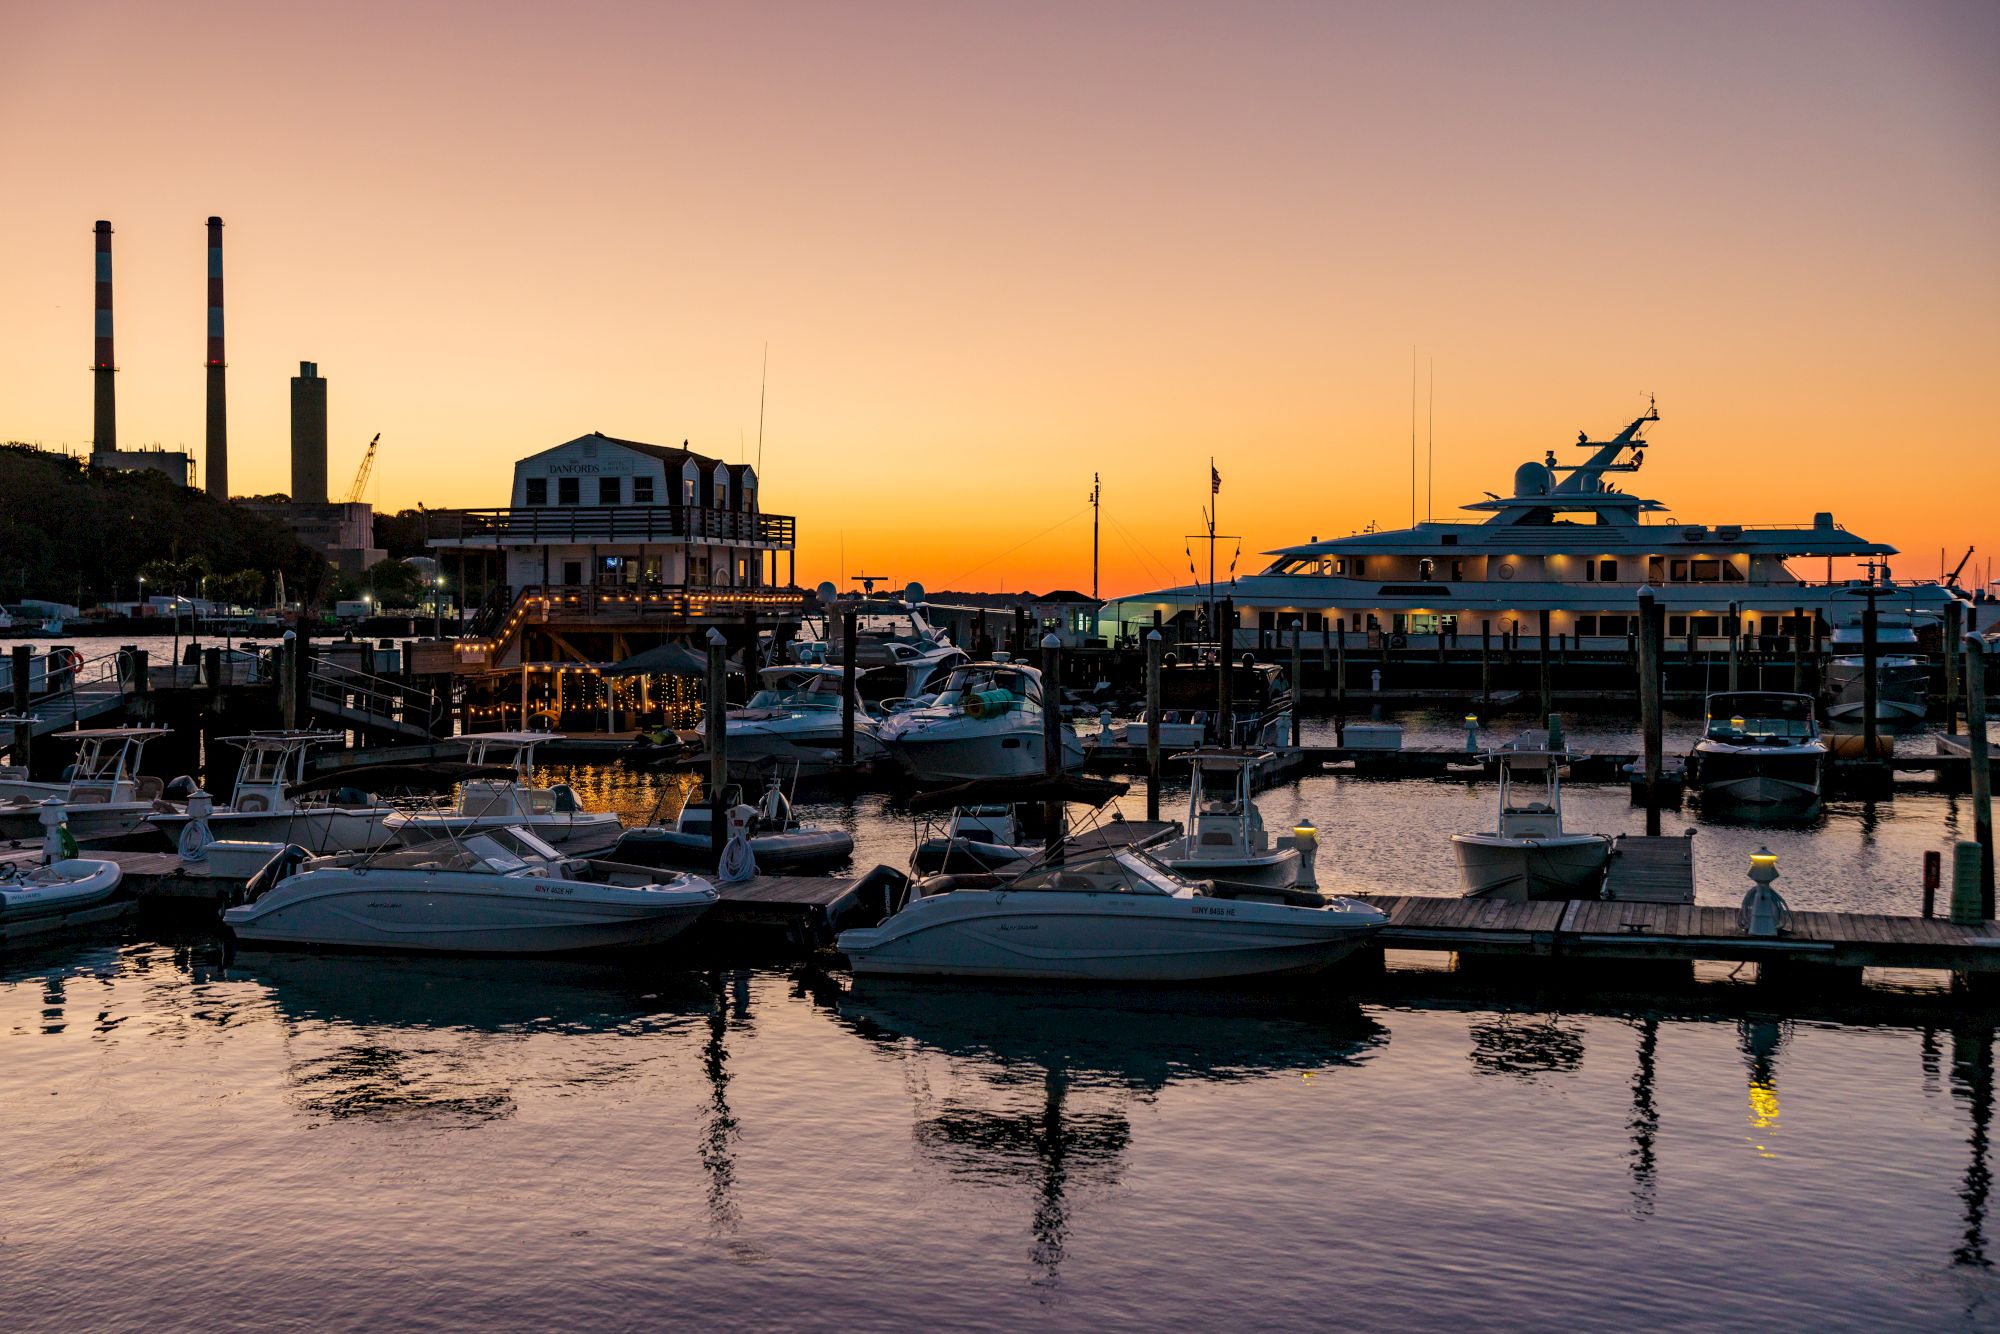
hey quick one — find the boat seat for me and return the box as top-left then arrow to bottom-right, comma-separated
135,777 -> 164,801
1199,830 -> 1237,845
237,793 -> 270,813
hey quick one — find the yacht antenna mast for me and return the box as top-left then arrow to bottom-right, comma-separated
1426,358 -> 1435,523
1090,472 -> 1101,601
755,342 -> 768,475
1410,346 -> 1417,529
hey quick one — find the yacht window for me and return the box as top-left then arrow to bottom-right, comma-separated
1450,559 -> 1465,580
1598,614 -> 1632,636
1351,557 -> 1367,578
1648,557 -> 1666,585
1668,615 -> 1688,636
1576,616 -> 1598,635
525,478 -> 548,506
1585,561 -> 1596,583
1600,559 -> 1618,582
1418,558 -> 1434,582
1670,559 -> 1689,581
558,477 -> 580,505
1722,560 -> 1745,582
1690,559 -> 1722,583
1692,616 -> 1720,636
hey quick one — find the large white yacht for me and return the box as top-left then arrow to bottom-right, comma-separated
794,582 -> 969,698
1100,402 -> 1955,650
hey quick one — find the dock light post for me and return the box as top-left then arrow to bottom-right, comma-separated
1464,714 -> 1479,754
1145,630 -> 1162,822
1740,848 -> 1789,937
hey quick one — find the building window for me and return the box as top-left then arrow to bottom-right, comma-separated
562,560 -> 583,585
558,477 -> 580,505
1599,559 -> 1618,582
599,476 -> 621,505
525,478 -> 548,506
633,476 -> 654,504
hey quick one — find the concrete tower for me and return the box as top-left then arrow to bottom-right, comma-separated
290,361 -> 328,503
91,220 -> 116,453
204,217 -> 228,498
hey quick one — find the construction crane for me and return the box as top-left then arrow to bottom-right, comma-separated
345,433 -> 380,504
1946,545 -> 1975,589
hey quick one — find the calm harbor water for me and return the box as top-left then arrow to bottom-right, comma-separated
4,933 -> 1997,1330
8,645 -> 1998,1328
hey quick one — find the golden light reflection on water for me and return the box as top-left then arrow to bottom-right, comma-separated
1747,1080 -> 1781,1159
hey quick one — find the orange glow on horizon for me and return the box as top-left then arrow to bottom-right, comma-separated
3,2 -> 1995,596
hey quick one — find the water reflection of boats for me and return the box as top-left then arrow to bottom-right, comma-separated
235,950 -> 713,1033
835,981 -> 1384,1283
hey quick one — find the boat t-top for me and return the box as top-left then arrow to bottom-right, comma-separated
1451,732 -> 1611,900
1152,748 -> 1313,894
385,733 -> 623,846
147,731 -> 400,855
1098,401 -> 1959,651
0,727 -> 173,842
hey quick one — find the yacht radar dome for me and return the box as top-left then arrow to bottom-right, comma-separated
903,580 -> 926,604
1513,461 -> 1554,497
815,580 -> 839,605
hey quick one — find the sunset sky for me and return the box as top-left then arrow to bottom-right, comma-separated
3,1 -> 1995,595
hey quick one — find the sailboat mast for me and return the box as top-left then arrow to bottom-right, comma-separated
1091,472 -> 1101,602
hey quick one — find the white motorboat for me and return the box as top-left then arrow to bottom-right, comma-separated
1451,734 -> 1611,900
1687,692 -> 1828,811
836,845 -> 1384,981
878,661 -> 1085,784
1824,615 -> 1929,725
796,582 -> 970,698
1151,749 -> 1312,893
0,857 -> 124,920
222,825 -> 717,954
385,733 -> 623,846
0,727 -> 174,842
699,665 -> 889,774
1097,709 -> 1209,749
147,731 -> 399,855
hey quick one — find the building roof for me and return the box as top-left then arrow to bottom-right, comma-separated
583,432 -> 735,475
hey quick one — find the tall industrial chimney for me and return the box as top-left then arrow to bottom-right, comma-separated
204,216 -> 228,498
92,220 -> 116,453
290,360 -> 328,503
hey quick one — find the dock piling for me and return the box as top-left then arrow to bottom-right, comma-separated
1945,599 -> 1962,736
1727,601 -> 1740,691
1538,609 -> 1552,723
1042,633 -> 1063,850
840,604 -> 857,767
1862,601 -> 1881,764
1290,619 -> 1303,748
707,627 -> 729,858
1639,589 -> 1663,837
1964,634 -> 1994,917
1335,620 -> 1348,744
1792,604 -> 1806,693
1145,630 -> 1162,821
1480,619 -> 1490,710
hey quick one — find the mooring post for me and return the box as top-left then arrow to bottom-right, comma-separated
707,627 -> 729,858
1538,609 -> 1552,724
1727,601 -> 1740,692
1290,619 -> 1304,749
840,603 -> 858,768
1480,619 -> 1491,710
9,645 -> 30,771
1964,633 -> 1994,917
1639,589 -> 1663,837
1810,613 -> 1824,695
1145,630 -> 1163,822
1945,598 -> 1962,736
1792,604 -> 1806,693
1335,618 -> 1348,745
1041,633 -> 1064,850
292,633 -> 313,729
1862,601 -> 1881,764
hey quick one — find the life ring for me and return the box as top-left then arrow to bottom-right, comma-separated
1496,562 -> 1515,580
1388,633 -> 1409,649
55,648 -> 83,681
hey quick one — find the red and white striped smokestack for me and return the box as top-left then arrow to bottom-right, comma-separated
92,220 -> 116,452
205,216 -> 229,497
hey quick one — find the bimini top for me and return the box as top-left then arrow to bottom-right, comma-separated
54,726 -> 173,740
452,731 -> 562,746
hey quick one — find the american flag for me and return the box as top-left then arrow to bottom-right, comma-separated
1211,464 -> 1221,494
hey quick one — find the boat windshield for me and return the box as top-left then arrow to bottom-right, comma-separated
747,675 -> 843,711
932,667 -> 1039,710
1008,849 -> 1191,896
1706,696 -> 1816,741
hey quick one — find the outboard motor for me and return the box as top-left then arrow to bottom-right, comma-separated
549,783 -> 581,813
243,844 -> 311,904
164,775 -> 198,802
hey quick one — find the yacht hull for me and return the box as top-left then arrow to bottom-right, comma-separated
717,722 -> 889,775
1155,847 -> 1303,892
223,870 -> 715,954
1452,833 -> 1610,901
839,892 -> 1382,982
886,728 -> 1085,785
1689,744 -> 1825,810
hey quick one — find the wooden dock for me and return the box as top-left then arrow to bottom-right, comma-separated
1602,834 -> 1696,903
1355,893 -> 2000,976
